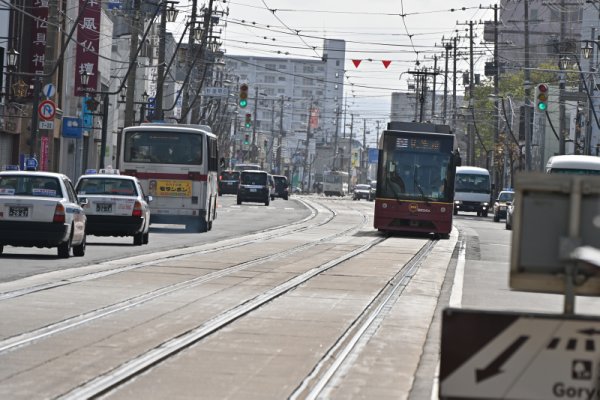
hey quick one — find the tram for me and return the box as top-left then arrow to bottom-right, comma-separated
373,121 -> 460,237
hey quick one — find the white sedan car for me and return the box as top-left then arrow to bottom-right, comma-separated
75,172 -> 151,245
0,171 -> 87,257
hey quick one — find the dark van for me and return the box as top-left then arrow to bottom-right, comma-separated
273,175 -> 289,200
237,170 -> 270,206
219,170 -> 240,195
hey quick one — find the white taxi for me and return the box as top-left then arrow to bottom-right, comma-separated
0,171 -> 87,258
75,170 -> 151,245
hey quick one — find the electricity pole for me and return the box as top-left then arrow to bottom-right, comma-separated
125,0 -> 142,128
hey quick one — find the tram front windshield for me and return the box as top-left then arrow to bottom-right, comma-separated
381,151 -> 452,201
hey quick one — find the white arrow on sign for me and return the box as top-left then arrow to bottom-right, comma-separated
442,318 -> 600,399
42,83 -> 56,98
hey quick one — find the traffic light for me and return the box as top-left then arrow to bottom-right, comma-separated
243,134 -> 250,145
239,83 -> 249,108
244,113 -> 252,128
535,83 -> 549,111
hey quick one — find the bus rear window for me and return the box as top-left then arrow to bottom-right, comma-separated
124,131 -> 203,165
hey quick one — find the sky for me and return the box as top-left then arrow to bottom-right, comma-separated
169,0 -> 497,144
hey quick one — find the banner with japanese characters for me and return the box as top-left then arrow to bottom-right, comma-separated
30,0 -> 49,93
74,0 -> 101,96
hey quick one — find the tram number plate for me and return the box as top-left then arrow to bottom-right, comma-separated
9,206 -> 29,217
96,203 -> 113,213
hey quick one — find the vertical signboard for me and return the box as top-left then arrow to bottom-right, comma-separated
309,106 -> 319,129
40,136 -> 49,171
30,0 -> 49,89
74,0 -> 101,96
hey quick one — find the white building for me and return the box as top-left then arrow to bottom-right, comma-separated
224,39 -> 345,174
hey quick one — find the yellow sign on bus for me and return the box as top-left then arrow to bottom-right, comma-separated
152,179 -> 192,197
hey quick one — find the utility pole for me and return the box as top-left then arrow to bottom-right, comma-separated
493,3 -> 500,193
276,95 -> 284,174
252,85 -> 259,162
408,68 -> 438,122
181,0 -> 198,122
348,113 -> 354,188
468,21 -> 475,166
452,36 -> 458,131
362,118 -> 367,183
432,55 -> 437,121
524,0 -> 532,170
125,0 -> 142,128
303,98 -> 313,191
443,41 -> 452,124
42,0 -> 60,171
155,2 -> 168,121
333,105 -> 340,170
559,0 -> 566,155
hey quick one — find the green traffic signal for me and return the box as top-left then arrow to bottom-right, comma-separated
239,99 -> 247,108
245,122 -> 251,128
537,102 -> 547,111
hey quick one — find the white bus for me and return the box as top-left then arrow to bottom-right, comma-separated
322,170 -> 349,197
120,123 -> 219,232
545,155 -> 600,175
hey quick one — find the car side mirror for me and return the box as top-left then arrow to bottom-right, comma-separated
79,197 -> 88,206
146,195 -> 153,203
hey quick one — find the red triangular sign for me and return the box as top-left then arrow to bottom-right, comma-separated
382,60 -> 392,69
352,59 -> 362,68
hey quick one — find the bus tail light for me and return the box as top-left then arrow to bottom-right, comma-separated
53,204 -> 66,223
132,201 -> 143,218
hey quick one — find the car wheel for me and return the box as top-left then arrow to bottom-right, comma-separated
237,198 -> 242,205
271,195 -> 275,200
493,214 -> 499,222
453,208 -> 458,216
265,198 -> 270,206
283,194 -> 288,200
506,218 -> 512,230
57,235 -> 72,258
133,231 -> 144,246
73,234 -> 86,257
143,231 -> 149,244
0,245 -> 3,255
483,211 -> 488,217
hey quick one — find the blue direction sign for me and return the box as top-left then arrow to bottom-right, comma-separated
62,117 -> 83,139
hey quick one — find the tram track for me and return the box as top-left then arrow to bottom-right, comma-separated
0,198 -> 328,302
0,200 -> 368,356
59,234 -> 391,400
0,198 -> 443,400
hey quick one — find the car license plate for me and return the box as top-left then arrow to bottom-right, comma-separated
96,203 -> 113,213
227,182 -> 233,186
250,188 -> 257,192
9,206 -> 28,217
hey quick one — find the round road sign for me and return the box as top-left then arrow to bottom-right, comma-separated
38,99 -> 56,121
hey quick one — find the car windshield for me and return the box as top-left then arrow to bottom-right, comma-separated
77,178 -> 137,196
0,175 -> 62,198
241,173 -> 267,185
355,184 -> 370,191
221,171 -> 239,180
498,192 -> 514,202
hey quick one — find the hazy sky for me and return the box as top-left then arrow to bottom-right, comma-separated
170,0 -> 496,143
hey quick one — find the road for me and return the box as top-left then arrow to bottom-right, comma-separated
1,196 -> 598,399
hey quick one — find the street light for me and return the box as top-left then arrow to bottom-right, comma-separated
155,1 -> 180,121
